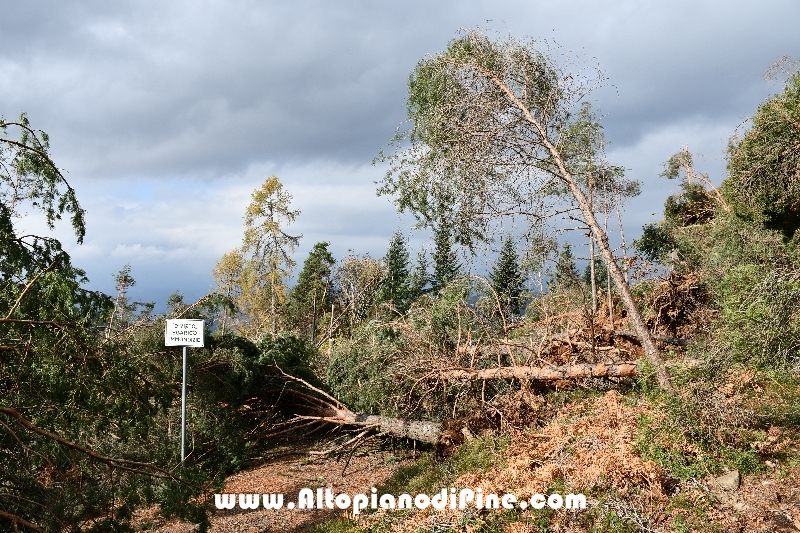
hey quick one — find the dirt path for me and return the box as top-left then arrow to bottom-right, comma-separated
141,450 -> 404,533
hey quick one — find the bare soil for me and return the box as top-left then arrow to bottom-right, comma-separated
137,450 -> 405,533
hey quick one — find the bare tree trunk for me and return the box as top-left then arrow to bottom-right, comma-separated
487,75 -> 673,391
589,236 -> 597,312
323,408 -> 443,444
270,287 -> 277,336
570,191 -> 672,390
538,138 -> 672,391
311,290 -> 317,345
603,182 -> 614,328
614,188 -> 630,283
438,362 -> 637,381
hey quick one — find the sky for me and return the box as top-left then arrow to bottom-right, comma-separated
2,0 -> 798,308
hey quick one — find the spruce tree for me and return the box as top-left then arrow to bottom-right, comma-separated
489,237 -> 525,314
582,257 -> 608,289
286,242 -> 335,342
550,242 -> 580,290
431,224 -> 460,293
408,248 -> 430,300
378,231 -> 412,313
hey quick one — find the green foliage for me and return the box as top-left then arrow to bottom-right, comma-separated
634,399 -> 764,482
257,332 -> 321,386
634,223 -> 678,263
714,266 -> 800,371
377,230 -> 413,314
633,149 -> 721,266
213,176 -> 301,338
326,323 -> 411,416
489,236 -> 525,315
377,29 -> 608,250
550,242 -> 580,290
664,183 -> 716,226
286,241 -> 335,341
327,279 -> 481,419
327,277 -> 515,420
0,113 -> 86,243
0,116 -> 314,531
723,72 -> 800,238
582,257 -> 608,290
408,247 -> 430,299
332,252 -> 386,337
430,223 -> 461,294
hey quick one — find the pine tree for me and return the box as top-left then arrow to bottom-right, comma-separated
378,231 -> 412,313
431,224 -> 460,294
550,242 -> 580,290
582,257 -> 608,289
408,248 -> 430,300
489,237 -> 525,314
286,242 -> 335,343
213,176 -> 300,338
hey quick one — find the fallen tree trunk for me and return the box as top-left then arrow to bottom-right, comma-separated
271,368 -> 444,445
307,409 -> 443,444
437,362 -> 638,381
272,362 -> 636,447
614,329 -> 687,346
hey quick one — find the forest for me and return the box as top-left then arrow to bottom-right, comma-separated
1,31 -> 799,533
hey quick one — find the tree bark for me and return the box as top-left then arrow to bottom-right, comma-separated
486,72 -> 673,391
304,362 -> 638,444
614,330 -> 687,346
571,189 -> 673,391
328,409 -> 443,444
437,362 -> 637,381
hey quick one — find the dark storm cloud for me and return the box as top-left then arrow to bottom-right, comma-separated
3,1 -> 799,307
2,1 -> 450,178
2,1 -> 798,181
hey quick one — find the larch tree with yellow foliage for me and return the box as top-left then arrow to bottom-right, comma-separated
213,176 -> 301,338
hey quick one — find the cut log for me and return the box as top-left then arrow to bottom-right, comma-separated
437,362 -> 638,381
271,367 -> 444,444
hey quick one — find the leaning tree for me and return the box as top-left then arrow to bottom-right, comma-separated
377,30 -> 672,390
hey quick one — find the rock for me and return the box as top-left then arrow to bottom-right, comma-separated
714,470 -> 740,490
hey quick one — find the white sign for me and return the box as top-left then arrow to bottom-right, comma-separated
165,319 -> 205,347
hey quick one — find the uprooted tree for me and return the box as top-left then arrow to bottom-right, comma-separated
377,30 -> 672,390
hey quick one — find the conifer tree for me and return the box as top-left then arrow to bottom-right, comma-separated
286,242 -> 335,343
582,257 -> 608,289
551,242 -> 580,290
408,248 -> 430,300
431,224 -> 460,294
489,236 -> 525,314
378,230 -> 412,313
213,176 -> 300,338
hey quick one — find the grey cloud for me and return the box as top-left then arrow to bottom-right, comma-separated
3,0 -> 799,307
3,1 -> 798,181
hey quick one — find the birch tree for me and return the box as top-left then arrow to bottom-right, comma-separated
377,30 -> 672,390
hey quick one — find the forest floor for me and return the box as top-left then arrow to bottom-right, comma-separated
136,450 -> 409,533
136,388 -> 800,532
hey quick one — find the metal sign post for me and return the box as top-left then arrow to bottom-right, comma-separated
181,346 -> 188,465
165,319 -> 204,466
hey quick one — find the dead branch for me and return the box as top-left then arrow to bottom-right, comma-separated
0,509 -> 46,533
